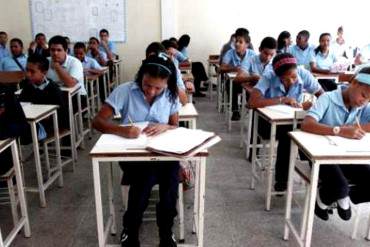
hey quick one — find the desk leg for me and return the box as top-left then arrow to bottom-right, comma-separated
265,123 -> 276,211
227,79 -> 233,131
197,157 -> 206,247
53,112 -> 63,187
92,159 -> 105,247
89,80 -> 96,116
0,229 -> 3,247
245,109 -> 253,160
304,162 -> 320,247
77,92 -> 85,149
108,163 -> 117,235
11,142 -> 31,237
68,93 -> 77,165
284,141 -> 298,240
193,158 -> 200,234
240,88 -> 246,148
96,78 -> 101,110
30,122 -> 47,208
217,74 -> 221,112
250,111 -> 258,190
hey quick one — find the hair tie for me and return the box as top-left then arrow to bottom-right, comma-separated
146,63 -> 172,74
355,73 -> 370,86
273,57 -> 297,71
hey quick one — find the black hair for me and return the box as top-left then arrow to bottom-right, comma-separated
145,42 -> 166,58
135,54 -> 178,103
297,30 -> 310,39
314,33 -> 331,55
10,38 -> 23,48
358,66 -> 370,74
99,29 -> 109,35
0,31 -> 7,36
272,53 -> 297,77
277,31 -> 291,51
169,37 -> 178,43
235,28 -> 249,36
260,37 -> 277,50
89,37 -> 100,44
161,39 -> 178,50
35,33 -> 46,39
178,34 -> 190,51
27,54 -> 49,72
48,35 -> 68,51
74,42 -> 86,51
234,29 -> 250,44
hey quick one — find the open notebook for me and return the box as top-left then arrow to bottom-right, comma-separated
95,123 -> 221,157
326,134 -> 370,152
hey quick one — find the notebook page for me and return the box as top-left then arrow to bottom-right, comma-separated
327,134 -> 370,152
264,105 -> 303,115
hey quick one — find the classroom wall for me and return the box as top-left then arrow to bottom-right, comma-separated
0,0 -> 162,82
176,0 -> 370,66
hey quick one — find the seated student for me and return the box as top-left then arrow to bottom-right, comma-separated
87,37 -> 108,66
301,67 -> 370,221
64,36 -> 73,55
92,55 -> 180,247
0,38 -> 27,72
28,33 -> 49,58
310,33 -> 339,91
0,31 -> 10,61
288,30 -> 315,69
74,42 -> 103,75
220,28 -> 256,120
177,34 -> 208,97
277,31 -> 292,54
220,34 -> 236,64
19,55 -> 69,131
99,29 -> 116,60
331,26 -> 347,58
46,35 -> 87,97
248,53 -> 324,191
238,37 -> 277,86
161,40 -> 194,105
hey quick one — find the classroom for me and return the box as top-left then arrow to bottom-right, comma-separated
1,0 -> 370,246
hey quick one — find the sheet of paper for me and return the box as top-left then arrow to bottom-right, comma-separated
327,134 -> 370,152
265,105 -> 303,115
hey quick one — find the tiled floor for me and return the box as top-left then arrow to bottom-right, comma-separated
1,93 -> 370,247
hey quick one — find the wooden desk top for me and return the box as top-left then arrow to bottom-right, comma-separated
0,71 -> 25,84
289,131 -> 370,161
85,73 -> 100,81
22,104 -> 59,121
257,106 -> 305,122
179,103 -> 198,118
61,84 -> 81,94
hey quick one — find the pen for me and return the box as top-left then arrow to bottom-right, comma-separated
355,116 -> 362,130
128,115 -> 134,126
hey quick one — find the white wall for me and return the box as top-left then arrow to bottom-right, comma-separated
0,0 -> 162,82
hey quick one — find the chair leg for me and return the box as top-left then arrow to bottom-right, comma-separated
43,142 -> 51,179
7,176 -> 19,228
366,207 -> 370,240
121,185 -> 129,211
178,182 -> 185,243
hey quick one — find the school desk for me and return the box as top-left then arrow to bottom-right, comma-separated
225,72 -> 237,131
179,103 -> 198,129
207,56 -> 220,101
0,71 -> 25,85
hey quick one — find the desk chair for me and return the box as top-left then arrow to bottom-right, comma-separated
207,55 -> 220,101
0,168 -> 19,228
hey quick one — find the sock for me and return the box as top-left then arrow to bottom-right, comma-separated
317,192 -> 328,209
338,196 -> 350,210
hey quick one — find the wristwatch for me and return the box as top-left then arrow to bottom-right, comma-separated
333,126 -> 341,135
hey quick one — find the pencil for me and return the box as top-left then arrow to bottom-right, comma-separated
355,116 -> 362,130
127,115 -> 134,126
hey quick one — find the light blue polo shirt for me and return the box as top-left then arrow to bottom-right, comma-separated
173,58 -> 185,90
311,50 -> 337,70
307,85 -> 370,126
241,54 -> 272,75
0,54 -> 27,71
254,66 -> 322,102
222,49 -> 256,68
99,41 -> 116,56
0,45 -> 10,61
106,81 -> 181,124
87,50 -> 108,64
81,56 -> 102,70
180,47 -> 189,59
288,45 -> 315,68
175,50 -> 187,63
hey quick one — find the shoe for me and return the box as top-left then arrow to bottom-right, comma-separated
274,182 -> 287,192
159,233 -> 177,247
120,230 -> 140,247
315,201 -> 329,221
193,92 -> 206,97
337,205 -> 351,221
231,111 -> 241,121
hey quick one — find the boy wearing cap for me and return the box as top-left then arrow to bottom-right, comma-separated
301,67 -> 370,222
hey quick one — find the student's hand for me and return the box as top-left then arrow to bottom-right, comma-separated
301,101 -> 313,111
143,124 -> 170,136
29,41 -> 36,51
282,97 -> 302,108
120,126 -> 141,139
51,61 -> 62,70
100,40 -> 109,49
185,81 -> 194,92
339,126 -> 366,139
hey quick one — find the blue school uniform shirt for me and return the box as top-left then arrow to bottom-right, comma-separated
87,50 -> 108,64
0,54 -> 27,71
0,45 -> 10,61
307,85 -> 370,126
106,81 -> 181,124
81,56 -> 102,70
173,58 -> 186,90
99,41 -> 116,55
288,45 -> 315,68
222,49 -> 256,68
254,67 -> 322,102
241,54 -> 272,75
311,50 -> 337,70
180,47 -> 189,59
175,50 -> 187,63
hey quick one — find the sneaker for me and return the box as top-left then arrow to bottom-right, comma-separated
337,205 -> 351,221
274,182 -> 287,192
120,230 -> 140,247
193,92 -> 206,97
159,233 -> 177,247
315,201 -> 329,221
231,111 -> 241,121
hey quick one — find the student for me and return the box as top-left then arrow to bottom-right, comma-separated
248,53 -> 324,191
87,37 -> 108,66
310,33 -> 338,91
0,31 -> 10,61
221,28 -> 256,120
99,29 -> 116,60
220,34 -> 236,64
301,67 -> 370,221
331,26 -> 346,58
46,35 -> 86,96
277,31 -> 292,54
74,42 -> 103,74
161,40 -> 194,105
0,38 -> 27,72
19,54 -> 68,130
64,36 -> 73,55
238,37 -> 277,85
92,55 -> 180,247
28,33 -> 49,58
288,30 -> 315,69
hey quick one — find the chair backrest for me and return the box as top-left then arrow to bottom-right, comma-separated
293,110 -> 306,129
